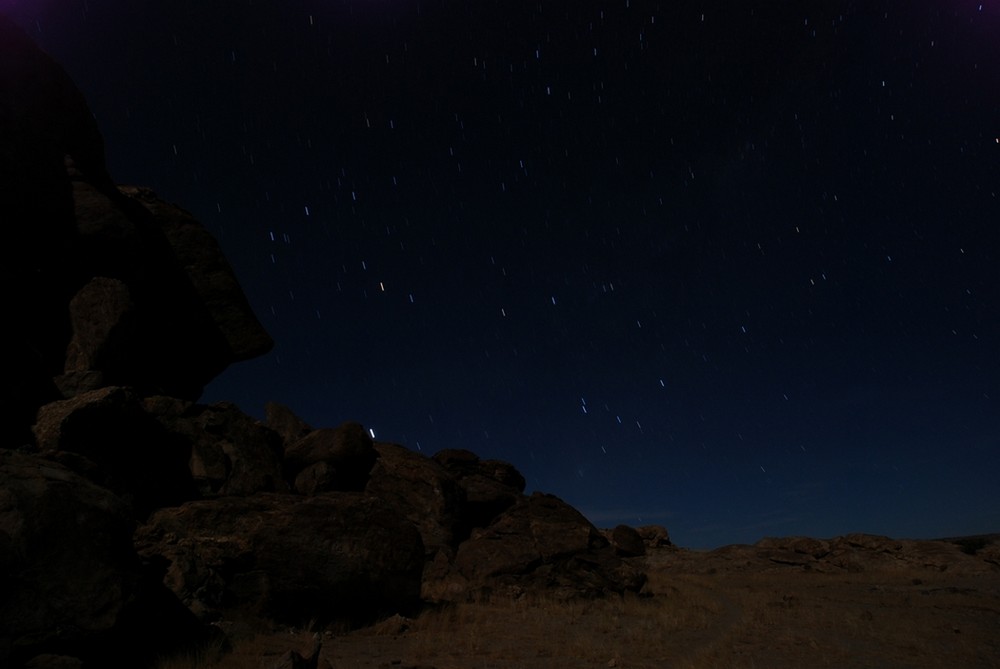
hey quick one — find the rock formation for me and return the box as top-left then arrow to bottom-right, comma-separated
450,493 -> 646,600
1,14 -> 272,448
0,16 -> 648,667
283,421 -> 378,494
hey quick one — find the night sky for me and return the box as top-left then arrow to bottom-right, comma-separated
6,0 -> 998,548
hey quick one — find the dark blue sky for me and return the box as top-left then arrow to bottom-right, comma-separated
6,0 -> 998,548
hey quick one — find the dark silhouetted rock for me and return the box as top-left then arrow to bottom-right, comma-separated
32,387 -> 197,517
451,493 -> 646,599
1,16 -> 271,446
457,471 -> 523,529
610,525 -> 647,557
51,156 -> 260,401
433,449 -> 525,531
59,276 -> 135,395
2,16 -> 92,446
265,401 -> 314,447
120,186 -> 274,363
431,448 -> 481,469
477,459 -> 527,492
135,493 -> 425,624
0,450 -> 133,664
144,398 -> 287,497
635,524 -> 672,548
285,422 -> 378,492
0,450 -> 208,667
293,461 -> 339,496
57,171 -> 270,400
33,388 -> 286,509
366,442 -> 464,557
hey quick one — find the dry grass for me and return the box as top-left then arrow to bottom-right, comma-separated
663,570 -> 1000,669
156,555 -> 1000,669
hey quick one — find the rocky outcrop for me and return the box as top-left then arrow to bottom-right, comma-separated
753,535 -> 941,572
371,446 -> 648,602
1,14 -> 272,447
54,161 -> 272,401
635,524 -> 672,548
816,534 -> 1000,574
433,448 -> 526,533
0,450 -> 135,655
0,18 -> 653,667
119,186 -> 273,364
609,524 -> 647,557
447,493 -> 647,600
366,442 -> 464,558
31,386 -> 198,517
31,389 -> 288,516
24,375 -> 649,631
264,402 -> 314,446
143,397 -> 288,498
284,422 -> 378,493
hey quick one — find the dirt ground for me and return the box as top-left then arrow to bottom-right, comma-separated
163,544 -> 1000,669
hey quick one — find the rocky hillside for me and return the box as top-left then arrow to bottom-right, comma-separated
0,16 -> 644,669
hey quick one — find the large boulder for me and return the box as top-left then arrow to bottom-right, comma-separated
365,442 -> 464,557
635,524 -> 672,548
432,449 -> 525,532
0,450 -> 208,667
54,163 -> 271,400
59,276 -> 135,396
142,397 -> 288,497
2,16 -> 93,446
0,449 -> 134,662
135,493 -> 425,624
284,422 -> 378,493
32,390 -> 287,516
449,493 -> 646,600
609,524 -> 647,557
264,401 -> 313,447
120,186 -> 274,365
32,387 -> 198,517
0,16 -> 271,445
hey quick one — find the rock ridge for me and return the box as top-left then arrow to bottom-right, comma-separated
0,17 -> 645,668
